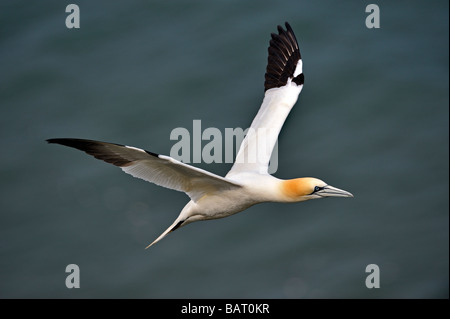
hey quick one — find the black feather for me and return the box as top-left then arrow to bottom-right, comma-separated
264,22 -> 303,91
47,138 -> 159,167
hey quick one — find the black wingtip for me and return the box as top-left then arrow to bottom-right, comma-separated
46,138 -> 99,151
264,22 -> 303,92
47,138 -> 161,166
46,138 -> 133,166
47,138 -> 70,145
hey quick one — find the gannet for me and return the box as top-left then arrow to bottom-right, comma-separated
47,22 -> 353,248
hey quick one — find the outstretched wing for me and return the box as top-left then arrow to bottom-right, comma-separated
47,138 -> 242,202
227,22 -> 304,177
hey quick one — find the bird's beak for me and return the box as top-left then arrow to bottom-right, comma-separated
318,185 -> 353,198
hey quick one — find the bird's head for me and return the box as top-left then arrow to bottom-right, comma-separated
281,177 -> 353,202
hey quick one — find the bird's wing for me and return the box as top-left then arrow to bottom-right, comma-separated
47,138 -> 242,202
227,22 -> 304,177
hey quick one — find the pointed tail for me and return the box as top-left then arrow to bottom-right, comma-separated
145,218 -> 185,249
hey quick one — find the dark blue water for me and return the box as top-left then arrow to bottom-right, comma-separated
1,1 -> 448,298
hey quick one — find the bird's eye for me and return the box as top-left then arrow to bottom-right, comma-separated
313,186 -> 323,193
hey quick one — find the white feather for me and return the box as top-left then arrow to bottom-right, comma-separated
227,81 -> 303,176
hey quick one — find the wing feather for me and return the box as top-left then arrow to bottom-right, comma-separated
227,22 -> 304,176
47,138 -> 242,202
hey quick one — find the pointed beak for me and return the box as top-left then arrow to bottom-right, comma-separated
318,185 -> 354,198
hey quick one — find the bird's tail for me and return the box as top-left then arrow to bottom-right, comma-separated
145,217 -> 185,249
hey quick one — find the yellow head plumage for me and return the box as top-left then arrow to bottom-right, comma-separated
280,177 -> 353,202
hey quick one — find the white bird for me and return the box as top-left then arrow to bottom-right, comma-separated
48,22 -> 353,248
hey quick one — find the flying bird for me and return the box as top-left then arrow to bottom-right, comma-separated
48,22 -> 353,248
